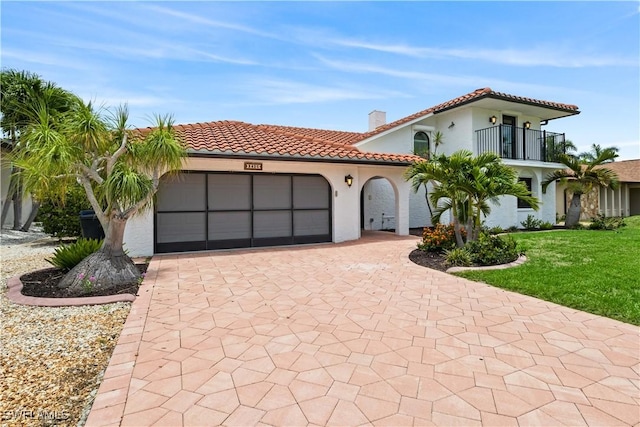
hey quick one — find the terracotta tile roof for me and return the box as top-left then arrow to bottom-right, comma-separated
255,124 -> 362,145
358,87 -> 580,140
137,88 -> 579,164
167,120 -> 419,165
596,159 -> 640,183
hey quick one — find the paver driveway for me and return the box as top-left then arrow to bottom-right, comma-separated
86,232 -> 640,426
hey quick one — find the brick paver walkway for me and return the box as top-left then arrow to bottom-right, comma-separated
86,232 -> 639,426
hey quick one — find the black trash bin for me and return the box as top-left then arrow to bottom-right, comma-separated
79,210 -> 105,239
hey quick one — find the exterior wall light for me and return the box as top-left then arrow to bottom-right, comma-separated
524,121 -> 531,129
345,174 -> 354,187
489,115 -> 497,125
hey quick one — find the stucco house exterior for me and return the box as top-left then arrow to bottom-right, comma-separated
124,87 -> 580,256
555,159 -> 640,220
1,141 -> 33,229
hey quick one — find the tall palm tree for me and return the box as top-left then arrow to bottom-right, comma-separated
413,131 -> 445,220
578,143 -> 619,164
406,150 -> 539,246
1,69 -> 44,229
542,148 -> 619,228
546,137 -> 577,162
14,100 -> 185,296
0,69 -> 76,230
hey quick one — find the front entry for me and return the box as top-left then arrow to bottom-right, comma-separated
155,172 -> 332,253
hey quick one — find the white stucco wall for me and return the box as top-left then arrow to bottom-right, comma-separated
433,108 -> 474,155
362,178 -> 395,230
123,157 -> 411,256
483,165 -> 558,229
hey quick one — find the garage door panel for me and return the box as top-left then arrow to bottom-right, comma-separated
157,212 -> 206,243
254,175 -> 291,209
294,210 -> 330,236
208,212 -> 251,240
253,211 -> 292,238
293,176 -> 329,209
208,175 -> 251,210
157,174 -> 205,211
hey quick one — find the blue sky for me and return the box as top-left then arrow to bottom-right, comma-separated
2,1 -> 639,159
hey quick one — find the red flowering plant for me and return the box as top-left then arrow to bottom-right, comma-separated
418,223 -> 465,253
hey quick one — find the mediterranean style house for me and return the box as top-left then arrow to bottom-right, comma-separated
123,87 -> 580,256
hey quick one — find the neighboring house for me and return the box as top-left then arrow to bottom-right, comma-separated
124,87 -> 580,256
0,141 -> 33,229
555,159 -> 640,220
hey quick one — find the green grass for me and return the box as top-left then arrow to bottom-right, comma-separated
455,216 -> 640,325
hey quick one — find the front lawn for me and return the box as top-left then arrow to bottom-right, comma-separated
455,216 -> 640,325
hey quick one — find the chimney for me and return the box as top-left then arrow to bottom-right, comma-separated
368,110 -> 386,131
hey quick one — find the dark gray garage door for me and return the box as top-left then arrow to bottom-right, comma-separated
155,172 -> 332,253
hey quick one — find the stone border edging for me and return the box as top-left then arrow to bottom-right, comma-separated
446,255 -> 527,274
6,272 -> 136,307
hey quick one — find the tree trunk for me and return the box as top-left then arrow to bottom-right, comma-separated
565,193 -> 582,228
58,215 -> 140,296
19,200 -> 40,232
423,183 -> 433,219
452,217 -> 465,248
1,170 -> 16,228
12,177 -> 23,230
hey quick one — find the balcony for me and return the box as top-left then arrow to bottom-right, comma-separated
476,125 -> 568,163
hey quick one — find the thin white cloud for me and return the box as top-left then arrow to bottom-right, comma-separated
314,55 -> 589,97
144,4 -> 282,40
314,55 -> 475,86
235,78 -> 410,106
331,38 -> 638,68
1,48 -> 94,71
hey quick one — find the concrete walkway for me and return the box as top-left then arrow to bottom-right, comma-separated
86,232 -> 639,426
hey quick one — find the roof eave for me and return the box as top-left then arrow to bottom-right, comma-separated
186,149 -> 416,166
352,112 -> 436,147
434,92 -> 580,118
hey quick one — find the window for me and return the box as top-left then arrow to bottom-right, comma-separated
414,131 -> 430,158
518,177 -> 533,208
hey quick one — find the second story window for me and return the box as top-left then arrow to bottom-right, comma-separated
414,131 -> 430,158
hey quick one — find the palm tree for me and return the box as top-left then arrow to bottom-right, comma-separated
542,148 -> 619,228
578,143 -> 619,163
406,150 -> 539,246
412,131 -> 445,220
0,69 -> 76,230
13,100 -> 185,296
545,137 -> 577,162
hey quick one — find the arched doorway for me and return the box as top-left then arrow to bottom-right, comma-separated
360,176 -> 398,232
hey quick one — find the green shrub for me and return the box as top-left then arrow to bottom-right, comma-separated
488,226 -> 504,235
445,248 -> 472,267
588,214 -> 626,230
36,186 -> 89,238
47,238 -> 103,271
505,226 -> 519,233
417,223 -> 463,253
521,214 -> 542,230
465,233 -> 520,266
539,221 -> 554,230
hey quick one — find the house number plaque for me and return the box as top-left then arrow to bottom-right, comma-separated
244,162 -> 263,171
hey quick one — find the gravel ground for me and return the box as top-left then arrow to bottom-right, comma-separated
0,227 -> 132,427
